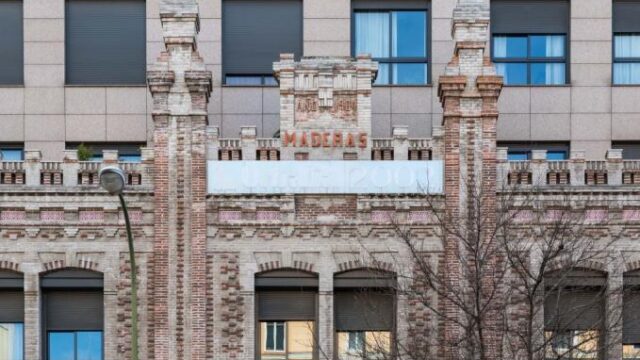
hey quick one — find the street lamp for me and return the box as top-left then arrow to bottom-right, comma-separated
99,166 -> 139,360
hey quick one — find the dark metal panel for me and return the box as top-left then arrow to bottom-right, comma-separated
44,290 -> 103,330
0,291 -> 23,323
614,0 -> 640,33
65,0 -> 146,84
0,0 -> 23,84
255,269 -> 319,288
223,0 -> 303,76
334,290 -> 394,331
624,291 -> 640,343
41,269 -> 103,289
334,269 -> 396,289
544,289 -> 604,330
0,270 -> 23,289
613,142 -> 640,160
257,291 -> 316,320
490,0 -> 569,34
352,0 -> 428,10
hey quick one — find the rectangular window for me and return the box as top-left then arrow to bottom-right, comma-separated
0,145 -> 24,161
614,0 -> 640,84
223,0 -> 302,85
0,323 -> 24,360
493,35 -> 566,85
259,321 -> 313,359
65,0 -> 146,84
614,34 -> 640,84
337,331 -> 391,359
354,9 -> 428,85
0,0 -> 23,84
544,330 -> 599,359
500,142 -> 569,161
49,331 -> 102,360
614,142 -> 640,160
491,0 -> 568,85
66,143 -> 144,162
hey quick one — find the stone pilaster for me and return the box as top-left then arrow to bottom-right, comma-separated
147,1 -> 212,359
438,0 -> 503,358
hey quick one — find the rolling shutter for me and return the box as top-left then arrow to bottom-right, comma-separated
44,290 -> 103,330
491,0 -> 569,34
0,0 -> 23,84
222,0 -> 302,76
614,0 -> 640,33
624,291 -> 640,344
0,291 -> 23,323
66,0 -> 146,84
334,290 -> 394,331
257,291 -> 316,320
544,289 -> 604,330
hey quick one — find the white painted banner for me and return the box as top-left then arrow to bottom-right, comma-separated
207,161 -> 443,194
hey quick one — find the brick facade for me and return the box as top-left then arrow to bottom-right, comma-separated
0,1 -> 639,360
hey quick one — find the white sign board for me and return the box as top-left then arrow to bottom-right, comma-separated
207,161 -> 443,194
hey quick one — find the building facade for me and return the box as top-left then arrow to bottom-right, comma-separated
2,0 -> 640,360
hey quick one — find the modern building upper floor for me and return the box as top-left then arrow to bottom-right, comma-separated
1,0 -> 640,161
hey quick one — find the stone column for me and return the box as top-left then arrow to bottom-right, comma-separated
438,0 -> 504,358
23,264 -> 40,360
147,1 -> 212,359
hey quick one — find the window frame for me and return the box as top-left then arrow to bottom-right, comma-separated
613,33 -> 640,85
351,4 -> 431,86
221,0 -> 303,87
491,33 -> 568,86
0,144 -> 24,161
499,142 -> 570,161
47,330 -> 103,360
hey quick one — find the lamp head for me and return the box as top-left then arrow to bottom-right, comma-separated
99,166 -> 126,195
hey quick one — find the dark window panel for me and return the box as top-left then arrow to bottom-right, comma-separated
0,0 -> 23,84
490,0 -> 569,34
66,0 -> 146,84
223,0 -> 302,80
614,0 -> 640,33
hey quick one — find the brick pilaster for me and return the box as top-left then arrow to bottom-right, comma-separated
147,1 -> 212,359
438,0 -> 504,358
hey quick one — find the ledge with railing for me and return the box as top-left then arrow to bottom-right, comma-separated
207,125 -> 444,161
497,148 -> 640,188
0,148 -> 154,188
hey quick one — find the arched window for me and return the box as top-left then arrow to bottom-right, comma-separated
334,269 -> 396,360
255,270 -> 318,360
544,269 -> 606,359
0,270 -> 24,360
41,269 -> 103,360
623,269 -> 640,359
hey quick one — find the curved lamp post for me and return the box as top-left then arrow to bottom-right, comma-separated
99,166 -> 138,360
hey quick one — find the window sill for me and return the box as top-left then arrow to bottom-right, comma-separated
611,84 -> 640,87
222,84 -> 278,88
501,84 -> 571,88
0,84 -> 24,88
373,84 -> 432,88
65,83 -> 147,88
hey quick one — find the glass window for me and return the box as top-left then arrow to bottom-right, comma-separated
624,344 -> 640,359
614,34 -> 640,84
225,75 -> 277,86
0,323 -> 24,360
49,331 -> 102,360
0,148 -> 23,161
260,321 -> 313,359
493,35 -> 566,85
544,330 -> 599,359
507,151 -> 529,161
118,155 -> 142,163
354,10 -> 428,85
337,331 -> 391,360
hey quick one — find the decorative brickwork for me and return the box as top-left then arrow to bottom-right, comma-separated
438,0 -> 504,358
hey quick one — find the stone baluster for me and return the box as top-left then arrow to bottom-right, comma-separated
140,147 -> 154,187
24,150 -> 41,186
392,126 -> 409,160
570,150 -> 586,186
102,150 -> 119,166
496,147 -> 509,189
606,148 -> 623,186
240,126 -> 257,160
207,126 -> 220,160
63,150 -> 79,186
531,149 -> 547,187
